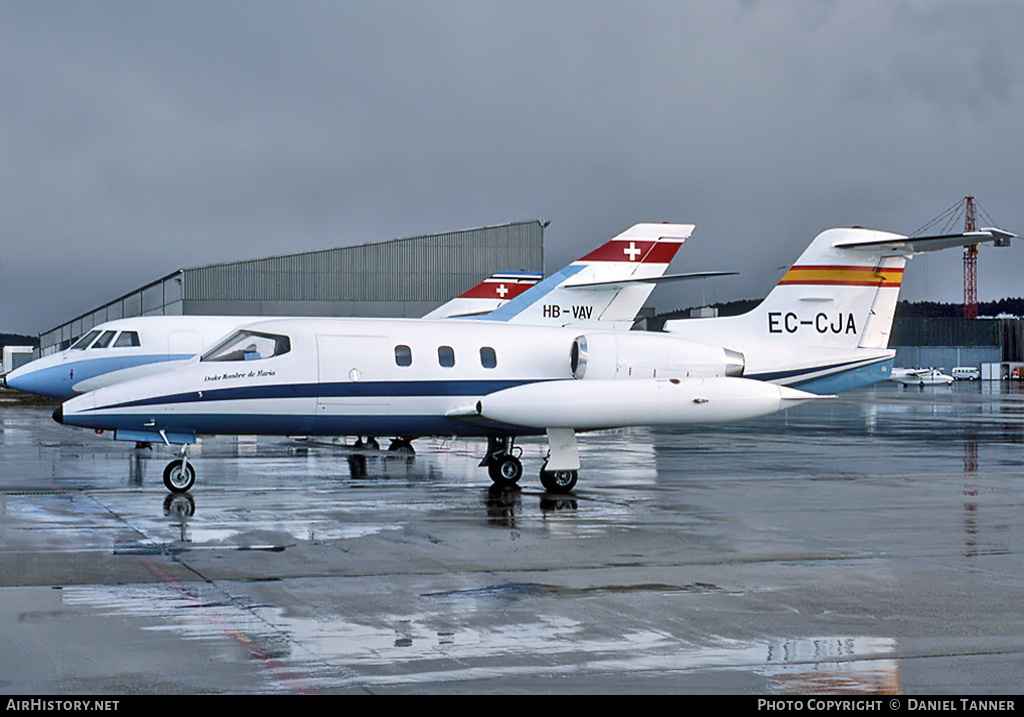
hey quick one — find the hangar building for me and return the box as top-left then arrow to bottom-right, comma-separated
39,221 -> 545,356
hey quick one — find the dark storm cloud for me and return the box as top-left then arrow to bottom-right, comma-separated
2,1 -> 1022,335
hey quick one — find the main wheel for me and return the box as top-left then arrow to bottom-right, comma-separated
540,465 -> 578,493
488,455 -> 523,487
388,439 -> 415,455
163,459 -> 196,493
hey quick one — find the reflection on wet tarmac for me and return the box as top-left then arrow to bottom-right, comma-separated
764,637 -> 900,695
54,579 -> 901,694
2,382 -> 1024,693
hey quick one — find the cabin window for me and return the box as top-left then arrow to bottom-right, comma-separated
480,346 -> 497,369
394,344 -> 412,367
113,331 -> 141,348
90,330 -> 117,349
201,330 -> 291,362
437,345 -> 455,368
70,330 -> 102,350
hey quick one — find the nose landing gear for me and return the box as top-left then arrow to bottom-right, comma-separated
163,444 -> 196,493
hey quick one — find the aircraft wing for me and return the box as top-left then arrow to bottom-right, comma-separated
835,228 -> 1014,254
561,271 -> 738,290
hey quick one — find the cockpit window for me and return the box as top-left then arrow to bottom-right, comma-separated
70,330 -> 102,350
90,330 -> 117,349
200,330 -> 291,362
113,331 -> 141,348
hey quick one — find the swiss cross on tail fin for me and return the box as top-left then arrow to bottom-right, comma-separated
422,271 -> 543,319
575,237 -> 683,265
479,223 -> 698,329
457,271 -> 544,300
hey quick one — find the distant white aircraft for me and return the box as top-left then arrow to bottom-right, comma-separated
891,367 -> 954,386
53,223 -> 1013,494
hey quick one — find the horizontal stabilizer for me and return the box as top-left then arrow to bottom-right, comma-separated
835,227 -> 1015,254
562,271 -> 738,290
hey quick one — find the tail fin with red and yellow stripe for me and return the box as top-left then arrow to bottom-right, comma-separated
665,225 -> 1013,356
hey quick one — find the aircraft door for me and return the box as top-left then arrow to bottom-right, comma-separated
315,335 -> 391,433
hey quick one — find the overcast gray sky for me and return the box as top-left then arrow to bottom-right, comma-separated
3,1 -> 1022,336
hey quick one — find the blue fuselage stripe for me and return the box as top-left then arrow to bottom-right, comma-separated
7,354 -> 194,400
91,379 -> 539,412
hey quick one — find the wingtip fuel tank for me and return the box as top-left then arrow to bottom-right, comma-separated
475,376 -> 821,431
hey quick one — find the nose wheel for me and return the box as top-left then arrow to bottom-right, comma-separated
163,459 -> 196,493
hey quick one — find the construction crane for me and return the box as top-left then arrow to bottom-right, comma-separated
964,197 -> 978,319
913,196 -> 998,319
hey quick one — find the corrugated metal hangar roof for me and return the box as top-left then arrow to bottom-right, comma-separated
40,221 -> 545,354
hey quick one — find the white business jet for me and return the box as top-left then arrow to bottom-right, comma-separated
53,223 -> 1013,495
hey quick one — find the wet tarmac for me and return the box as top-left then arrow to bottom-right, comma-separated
1,381 -> 1023,695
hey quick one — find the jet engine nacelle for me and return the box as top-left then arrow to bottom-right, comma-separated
570,332 -> 744,380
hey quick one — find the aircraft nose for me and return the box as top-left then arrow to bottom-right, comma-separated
52,404 -> 64,424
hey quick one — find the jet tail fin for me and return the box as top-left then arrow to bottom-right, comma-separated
663,225 -> 1014,392
422,271 -> 543,319
479,223 -> 695,329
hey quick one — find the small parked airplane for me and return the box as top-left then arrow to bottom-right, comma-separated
52,223 -> 1013,494
891,367 -> 954,386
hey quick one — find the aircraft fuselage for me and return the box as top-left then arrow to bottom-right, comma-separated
55,316 -> 795,442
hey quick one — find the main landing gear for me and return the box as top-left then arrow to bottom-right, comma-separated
354,436 -> 417,454
539,464 -> 578,493
482,436 -> 524,487
483,435 -> 580,494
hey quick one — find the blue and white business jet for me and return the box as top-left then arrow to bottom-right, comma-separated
52,223 -> 1012,494
2,273 -> 543,402
6,222 -> 718,401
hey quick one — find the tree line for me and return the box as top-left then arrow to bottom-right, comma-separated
894,299 -> 1024,318
0,333 -> 39,348
666,298 -> 1024,320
